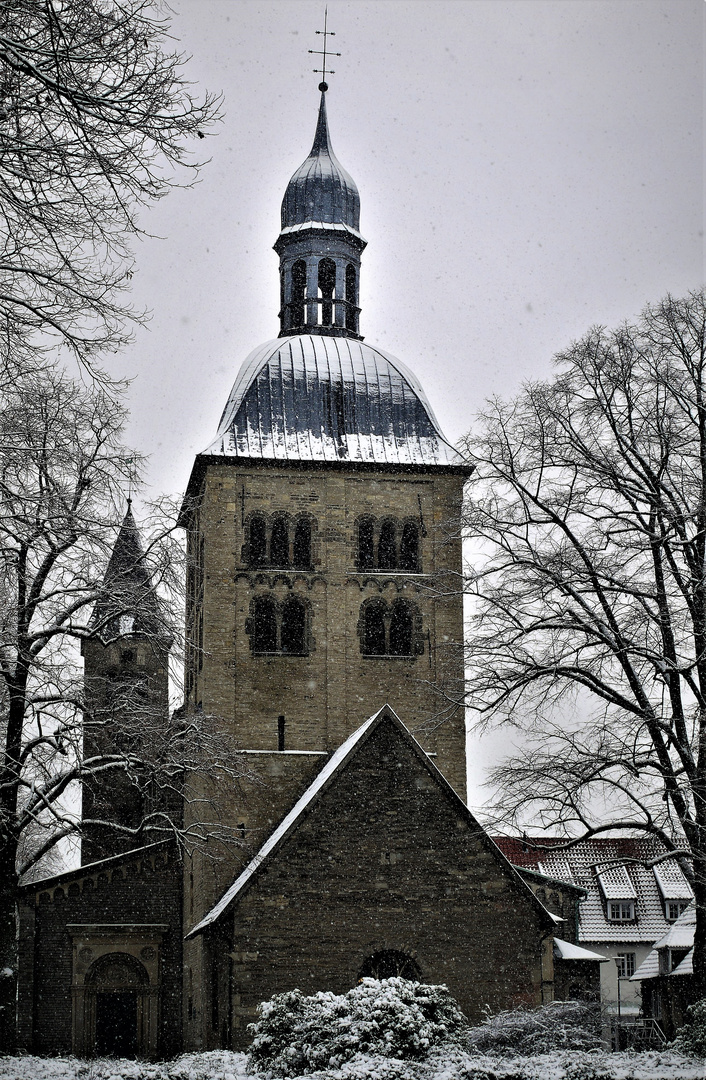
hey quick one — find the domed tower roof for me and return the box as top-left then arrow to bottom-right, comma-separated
281,91 -> 360,231
203,335 -> 463,467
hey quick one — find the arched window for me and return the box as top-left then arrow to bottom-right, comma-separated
293,518 -> 312,570
291,260 -> 306,327
318,258 -> 336,326
389,600 -> 414,656
249,514 -> 267,567
363,599 -> 387,656
358,517 -> 375,569
377,520 -> 397,570
251,595 -> 277,653
281,596 -> 307,655
358,950 -> 421,982
269,517 -> 289,567
399,520 -> 420,572
345,264 -> 357,332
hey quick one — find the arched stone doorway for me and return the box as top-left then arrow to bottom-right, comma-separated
87,953 -> 148,1058
358,949 -> 422,981
70,923 -> 165,1058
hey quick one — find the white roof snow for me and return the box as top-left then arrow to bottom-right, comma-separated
653,862 -> 693,902
202,335 -> 464,467
596,864 -> 637,901
553,938 -> 610,962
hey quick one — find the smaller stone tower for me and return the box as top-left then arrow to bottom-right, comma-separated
81,504 -> 175,865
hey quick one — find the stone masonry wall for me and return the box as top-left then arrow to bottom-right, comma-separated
214,718 -> 553,1048
21,846 -> 182,1057
183,460 -> 467,922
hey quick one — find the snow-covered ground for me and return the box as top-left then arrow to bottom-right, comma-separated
1,1049 -> 705,1080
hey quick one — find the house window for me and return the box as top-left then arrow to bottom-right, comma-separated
377,520 -> 397,569
389,600 -> 414,656
615,952 -> 636,978
280,596 -> 307,655
293,518 -> 312,569
249,514 -> 267,567
358,950 -> 421,981
357,517 -> 375,569
247,594 -> 310,656
359,598 -> 423,658
318,257 -> 336,326
269,516 -> 289,568
356,515 -> 422,573
608,901 -> 635,921
345,264 -> 357,332
666,901 -> 690,921
246,514 -> 316,571
398,520 -> 420,572
362,599 -> 387,656
250,595 -> 277,653
291,260 -> 306,327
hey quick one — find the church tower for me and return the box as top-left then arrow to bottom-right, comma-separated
180,89 -> 469,1030
81,505 -> 174,864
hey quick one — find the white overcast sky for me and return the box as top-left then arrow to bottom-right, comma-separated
114,0 -> 704,502
107,0 -> 703,806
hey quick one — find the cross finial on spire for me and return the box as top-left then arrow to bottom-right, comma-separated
308,7 -> 340,92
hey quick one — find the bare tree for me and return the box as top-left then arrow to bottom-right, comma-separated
462,289 -> 706,995
0,0 -> 219,374
0,365 -> 245,1048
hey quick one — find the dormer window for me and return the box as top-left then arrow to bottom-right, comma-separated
666,900 -> 690,922
608,901 -> 635,921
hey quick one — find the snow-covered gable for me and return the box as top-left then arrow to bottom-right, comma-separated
187,705 -> 557,939
631,905 -> 695,982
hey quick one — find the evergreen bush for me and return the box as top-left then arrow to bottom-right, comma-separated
672,997 -> 706,1058
247,977 -> 467,1075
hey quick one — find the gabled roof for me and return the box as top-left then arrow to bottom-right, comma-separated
186,705 -> 557,939
20,841 -> 171,893
493,835 -> 693,944
631,905 -> 696,981
554,938 -> 610,962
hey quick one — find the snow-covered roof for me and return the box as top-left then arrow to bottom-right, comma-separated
652,904 -> 696,950
202,334 -> 464,468
653,861 -> 693,902
187,707 -> 557,941
596,864 -> 637,901
631,905 -> 696,981
493,836 -> 692,945
553,938 -> 610,962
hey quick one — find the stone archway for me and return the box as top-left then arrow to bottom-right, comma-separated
86,953 -> 149,1058
69,924 -> 165,1058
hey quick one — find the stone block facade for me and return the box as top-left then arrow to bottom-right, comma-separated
187,712 -> 556,1050
18,844 -> 182,1058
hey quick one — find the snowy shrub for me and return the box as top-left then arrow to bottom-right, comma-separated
247,977 -> 468,1075
672,997 -> 706,1058
461,1000 -> 603,1055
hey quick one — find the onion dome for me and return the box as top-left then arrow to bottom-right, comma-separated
203,335 -> 463,468
281,91 -> 360,231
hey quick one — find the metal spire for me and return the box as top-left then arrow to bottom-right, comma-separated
308,7 -> 340,91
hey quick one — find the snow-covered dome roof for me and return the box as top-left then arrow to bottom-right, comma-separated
281,91 -> 360,232
204,334 -> 463,467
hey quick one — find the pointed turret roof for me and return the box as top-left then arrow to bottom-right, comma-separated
90,504 -> 163,640
281,91 -> 360,231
